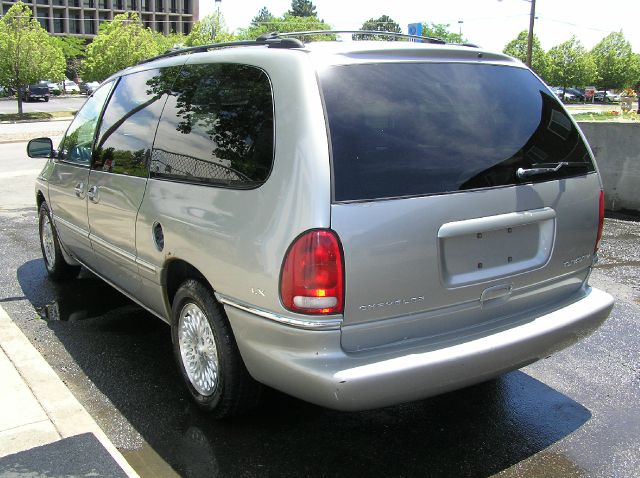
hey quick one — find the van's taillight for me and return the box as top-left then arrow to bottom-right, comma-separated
280,230 -> 344,315
595,190 -> 605,253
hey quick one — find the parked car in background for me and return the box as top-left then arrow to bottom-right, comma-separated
61,80 -> 80,94
79,81 -> 100,95
595,90 -> 620,102
22,84 -> 50,102
26,34 -> 614,418
565,87 -> 585,101
40,80 -> 60,94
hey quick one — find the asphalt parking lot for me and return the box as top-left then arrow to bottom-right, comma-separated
0,133 -> 638,477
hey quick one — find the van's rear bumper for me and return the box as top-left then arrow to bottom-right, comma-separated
223,286 -> 613,411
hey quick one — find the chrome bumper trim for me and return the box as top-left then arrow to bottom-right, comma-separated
216,294 -> 342,331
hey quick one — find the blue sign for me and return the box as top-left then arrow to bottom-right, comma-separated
407,23 -> 422,38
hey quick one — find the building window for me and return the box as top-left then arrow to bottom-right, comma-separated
183,22 -> 190,35
101,0 -> 109,9
53,12 -> 64,33
156,0 -> 162,11
69,0 -> 80,7
83,0 -> 95,7
84,18 -> 96,35
70,13 -> 81,33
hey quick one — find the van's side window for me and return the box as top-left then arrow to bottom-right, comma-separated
93,67 -> 179,177
58,81 -> 113,165
150,63 -> 274,188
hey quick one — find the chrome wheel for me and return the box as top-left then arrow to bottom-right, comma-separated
41,214 -> 56,269
178,302 -> 219,396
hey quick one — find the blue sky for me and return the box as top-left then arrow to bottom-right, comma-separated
199,0 -> 640,53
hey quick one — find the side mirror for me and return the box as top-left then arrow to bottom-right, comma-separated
27,137 -> 53,158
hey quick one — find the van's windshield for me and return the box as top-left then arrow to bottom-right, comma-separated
318,63 -> 594,202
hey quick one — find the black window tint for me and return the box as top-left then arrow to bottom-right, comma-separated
94,68 -> 178,177
151,63 -> 274,188
59,81 -> 113,165
319,63 -> 594,202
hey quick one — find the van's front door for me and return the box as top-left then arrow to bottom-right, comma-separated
46,82 -> 114,265
86,69 -> 171,296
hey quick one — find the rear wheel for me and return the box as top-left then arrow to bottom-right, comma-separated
38,202 -> 80,280
171,279 -> 261,418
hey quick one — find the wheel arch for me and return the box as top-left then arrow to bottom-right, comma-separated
163,258 -> 213,315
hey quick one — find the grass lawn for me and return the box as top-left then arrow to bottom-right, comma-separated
572,110 -> 640,122
0,111 -> 76,122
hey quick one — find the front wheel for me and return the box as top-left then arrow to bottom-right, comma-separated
171,280 -> 261,418
39,202 -> 80,280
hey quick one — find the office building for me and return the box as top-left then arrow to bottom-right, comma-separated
0,0 -> 198,37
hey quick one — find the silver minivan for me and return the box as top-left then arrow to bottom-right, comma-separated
28,34 -> 614,417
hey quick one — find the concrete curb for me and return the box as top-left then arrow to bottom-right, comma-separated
0,304 -> 139,477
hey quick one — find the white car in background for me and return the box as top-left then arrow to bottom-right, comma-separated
61,80 -> 80,94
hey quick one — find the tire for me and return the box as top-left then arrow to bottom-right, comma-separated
38,202 -> 80,280
45,97 -> 49,102
171,279 -> 261,418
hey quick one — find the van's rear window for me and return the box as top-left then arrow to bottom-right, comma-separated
319,63 -> 594,202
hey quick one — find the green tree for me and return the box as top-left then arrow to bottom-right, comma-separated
238,14 -> 332,42
354,15 -> 401,41
251,7 -> 274,27
0,1 -> 65,115
288,0 -> 317,17
185,12 -> 236,46
153,31 -> 187,53
81,12 -> 161,81
503,30 -> 549,80
422,22 -> 465,43
547,36 -> 596,98
591,31 -> 637,90
51,36 -> 86,81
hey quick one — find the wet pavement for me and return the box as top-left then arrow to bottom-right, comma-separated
0,205 -> 638,477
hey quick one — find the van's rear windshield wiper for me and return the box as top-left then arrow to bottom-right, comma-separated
516,162 -> 588,179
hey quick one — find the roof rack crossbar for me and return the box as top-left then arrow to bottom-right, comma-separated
274,30 -> 449,45
137,37 -> 304,65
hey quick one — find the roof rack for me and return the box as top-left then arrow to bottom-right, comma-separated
137,36 -> 304,65
268,30 -> 447,45
273,30 -> 480,47
137,29 -> 478,66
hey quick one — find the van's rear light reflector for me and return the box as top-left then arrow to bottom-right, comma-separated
280,230 -> 344,315
594,190 -> 605,253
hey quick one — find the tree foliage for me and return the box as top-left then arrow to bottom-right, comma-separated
503,30 -> 549,79
354,15 -> 401,41
81,12 -> 161,81
422,23 -> 465,44
0,1 -> 65,114
238,13 -> 332,41
590,31 -> 638,89
185,13 -> 236,46
547,36 -> 596,94
251,7 -> 274,27
50,36 -> 86,81
288,0 -> 317,18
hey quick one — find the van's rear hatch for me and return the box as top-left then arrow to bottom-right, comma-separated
319,60 -> 600,352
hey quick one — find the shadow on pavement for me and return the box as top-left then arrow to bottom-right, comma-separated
17,259 -> 591,478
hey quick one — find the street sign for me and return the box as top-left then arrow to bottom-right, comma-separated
408,23 -> 422,40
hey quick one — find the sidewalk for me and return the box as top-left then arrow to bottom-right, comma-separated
0,304 -> 139,477
0,120 -> 70,144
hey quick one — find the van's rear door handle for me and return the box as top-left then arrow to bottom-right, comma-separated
87,185 -> 99,203
74,182 -> 84,198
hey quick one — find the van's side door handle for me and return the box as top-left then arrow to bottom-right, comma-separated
87,185 -> 99,203
74,182 -> 85,198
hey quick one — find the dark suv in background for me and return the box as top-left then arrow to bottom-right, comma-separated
22,84 -> 50,102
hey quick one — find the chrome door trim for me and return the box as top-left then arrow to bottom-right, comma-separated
89,233 -> 136,264
52,214 -> 89,239
215,294 -> 342,331
136,258 -> 158,275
